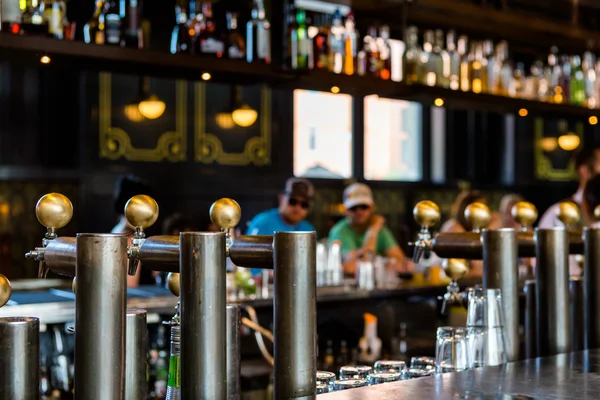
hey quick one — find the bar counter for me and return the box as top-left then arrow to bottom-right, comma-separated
321,350 -> 600,399
0,278 -> 479,324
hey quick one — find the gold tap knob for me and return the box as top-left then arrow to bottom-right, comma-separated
0,274 -> 12,308
464,202 -> 491,232
556,201 -> 580,228
124,195 -> 159,276
72,276 -> 77,295
511,201 -> 538,231
210,198 -> 242,230
594,205 -> 600,221
413,200 -> 441,229
26,193 -> 73,278
167,272 -> 180,297
442,258 -> 469,281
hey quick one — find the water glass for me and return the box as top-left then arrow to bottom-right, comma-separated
367,372 -> 402,385
339,365 -> 372,380
404,368 -> 435,379
468,326 -> 508,367
316,371 -> 336,386
435,327 -> 471,373
410,356 -> 435,370
357,260 -> 375,290
316,383 -> 330,394
331,379 -> 368,391
374,360 -> 406,373
466,287 -> 504,328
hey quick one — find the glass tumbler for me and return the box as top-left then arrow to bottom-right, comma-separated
331,379 -> 368,392
374,360 -> 406,373
367,372 -> 402,385
466,287 -> 505,328
410,356 -> 436,370
316,371 -> 336,386
435,326 -> 471,373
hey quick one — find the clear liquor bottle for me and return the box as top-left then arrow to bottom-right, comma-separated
246,0 -> 271,64
422,29 -> 434,86
470,41 -> 486,93
170,2 -> 190,54
446,30 -> 460,90
364,26 -> 379,78
45,0 -> 66,40
483,40 -> 495,93
560,54 -> 571,103
328,9 -> 344,74
458,35 -> 470,91
226,12 -> 246,59
104,0 -> 122,45
198,2 -> 224,57
433,29 -> 449,87
583,52 -> 597,108
403,26 -> 421,85
83,0 -> 107,44
284,3 -> 297,68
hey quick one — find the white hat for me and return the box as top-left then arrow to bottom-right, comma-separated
343,183 -> 374,210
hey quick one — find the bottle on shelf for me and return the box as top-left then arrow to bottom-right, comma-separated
322,340 -> 335,372
496,41 -> 512,96
226,12 -> 246,59
21,0 -> 47,35
336,340 -> 349,369
458,35 -> 470,91
421,29 -> 434,86
512,62 -> 525,98
284,3 -> 297,68
343,11 -> 358,75
434,29 -> 450,88
483,39 -> 495,92
559,54 -> 571,103
403,26 -> 421,85
312,14 -> 330,71
170,1 -> 190,54
104,0 -> 122,46
583,51 -> 597,108
1,0 -> 21,34
446,30 -> 461,90
364,26 -> 379,78
378,25 -> 392,80
291,8 -> 310,69
246,0 -> 271,64
570,55 -> 586,106
198,2 -> 224,57
122,0 -> 143,48
469,41 -> 484,93
328,9 -> 344,74
83,0 -> 107,45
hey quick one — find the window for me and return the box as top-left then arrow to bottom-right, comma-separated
364,95 -> 422,181
293,89 -> 353,179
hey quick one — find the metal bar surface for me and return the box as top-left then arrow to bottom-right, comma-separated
482,228 -> 519,361
570,277 -> 585,352
226,304 -> 241,400
273,231 -> 317,399
584,228 -> 600,349
229,235 -> 274,269
138,236 -> 179,272
524,280 -> 536,359
180,232 -> 227,400
0,317 -> 39,400
125,308 -> 148,400
535,228 -> 571,357
44,237 -> 76,276
75,233 -> 128,400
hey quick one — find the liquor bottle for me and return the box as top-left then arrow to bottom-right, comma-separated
483,40 -> 495,92
343,12 -> 358,75
511,62 -> 525,98
83,0 -> 107,44
560,54 -> 571,103
469,41 -> 484,93
104,0 -> 122,45
170,2 -> 190,54
226,12 -> 245,59
336,340 -> 349,369
1,0 -> 22,34
165,324 -> 181,400
328,9 -> 344,74
446,30 -> 460,90
291,8 -> 310,69
21,0 -> 47,35
378,25 -> 392,80
284,3 -> 297,68
497,41 -> 513,97
434,29 -> 450,88
403,26 -> 421,85
122,0 -> 143,48
322,340 -> 335,372
583,52 -> 597,108
458,35 -> 470,91
364,26 -> 379,78
187,1 -> 203,55
312,14 -> 329,70
422,30 -> 435,86
246,0 -> 271,64
570,55 -> 586,106
198,2 -> 224,57
45,0 -> 66,40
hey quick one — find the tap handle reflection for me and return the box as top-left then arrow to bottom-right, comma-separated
24,193 -> 73,278
511,201 -> 538,231
464,202 -> 490,232
556,201 -> 580,229
124,195 -> 159,276
209,198 -> 242,252
411,200 -> 441,263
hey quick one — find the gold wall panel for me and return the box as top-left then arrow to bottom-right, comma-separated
99,72 -> 187,162
534,118 -> 581,181
194,83 -> 271,166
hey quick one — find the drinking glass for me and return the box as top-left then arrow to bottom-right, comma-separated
367,372 -> 402,385
374,360 -> 406,373
466,287 -> 504,328
410,356 -> 435,370
435,327 -> 471,373
316,371 -> 336,386
404,368 -> 435,379
316,383 -> 330,394
339,365 -> 372,380
331,379 -> 368,391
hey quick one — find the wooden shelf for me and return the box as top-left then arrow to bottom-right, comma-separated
0,33 -> 597,118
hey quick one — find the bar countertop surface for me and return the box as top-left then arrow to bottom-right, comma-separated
320,350 -> 600,400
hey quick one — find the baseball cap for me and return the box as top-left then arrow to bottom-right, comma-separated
343,183 -> 374,210
284,178 -> 314,201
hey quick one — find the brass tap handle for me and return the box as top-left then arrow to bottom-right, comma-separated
411,200 -> 441,262
72,276 -> 77,295
511,201 -> 538,231
124,195 -> 159,276
556,201 -> 580,229
594,205 -> 600,221
167,272 -> 180,297
464,202 -> 490,232
210,198 -> 242,253
0,274 -> 12,308
442,258 -> 469,281
25,193 -> 73,278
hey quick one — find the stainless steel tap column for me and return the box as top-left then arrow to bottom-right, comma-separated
482,228 -> 519,361
0,317 -> 40,400
125,309 -> 149,400
180,232 -> 227,400
584,227 -> 600,349
75,233 -> 129,400
535,228 -> 571,357
273,231 -> 317,399
524,280 -> 537,359
570,277 -> 584,352
226,304 -> 241,400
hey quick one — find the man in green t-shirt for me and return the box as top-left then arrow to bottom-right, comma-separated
328,183 -> 413,275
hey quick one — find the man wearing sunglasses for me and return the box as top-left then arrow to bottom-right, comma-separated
328,183 -> 413,276
246,177 -> 316,236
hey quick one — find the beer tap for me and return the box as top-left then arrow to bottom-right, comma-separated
210,198 -> 242,253
439,258 -> 470,314
558,201 -> 581,229
24,193 -> 73,278
512,201 -> 538,232
124,194 -> 160,275
0,274 -> 12,308
411,200 -> 441,263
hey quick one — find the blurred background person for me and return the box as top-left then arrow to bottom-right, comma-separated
584,174 -> 600,228
498,193 -> 525,229
328,183 -> 413,276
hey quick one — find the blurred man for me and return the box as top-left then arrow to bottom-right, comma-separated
328,183 -> 412,275
246,178 -> 316,235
